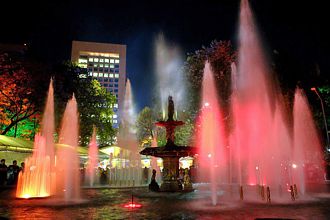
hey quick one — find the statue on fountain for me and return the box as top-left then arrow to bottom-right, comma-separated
168,96 -> 175,121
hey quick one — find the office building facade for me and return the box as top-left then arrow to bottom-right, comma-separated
71,41 -> 126,128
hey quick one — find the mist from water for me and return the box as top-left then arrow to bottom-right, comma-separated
155,34 -> 186,118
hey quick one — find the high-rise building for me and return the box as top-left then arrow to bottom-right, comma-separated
71,40 -> 126,128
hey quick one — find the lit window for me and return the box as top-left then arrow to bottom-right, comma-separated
88,72 -> 93,76
110,64 -> 114,68
114,104 -> 118,108
110,74 -> 114,78
110,59 -> 114,63
104,73 -> 108,77
100,58 -> 104,62
94,63 -> 98,67
113,114 -> 117,118
94,58 -> 99,62
115,59 -> 120,64
99,73 -> 103,77
93,72 -> 98,77
105,59 -> 109,63
78,58 -> 87,63
115,74 -> 119,78
105,64 -> 109,68
99,64 -> 104,68
88,58 -> 93,62
113,120 -> 117,123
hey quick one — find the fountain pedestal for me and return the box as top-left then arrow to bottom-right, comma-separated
160,157 -> 180,191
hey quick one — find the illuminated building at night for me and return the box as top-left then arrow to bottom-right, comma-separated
71,40 -> 126,128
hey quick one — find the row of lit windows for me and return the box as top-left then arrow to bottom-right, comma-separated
87,57 -> 120,64
79,57 -> 120,64
90,72 -> 119,78
89,63 -> 119,68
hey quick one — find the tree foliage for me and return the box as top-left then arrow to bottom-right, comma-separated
183,40 -> 236,115
0,53 -> 39,136
136,107 -> 155,147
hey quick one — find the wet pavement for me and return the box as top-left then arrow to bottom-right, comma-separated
0,185 -> 330,220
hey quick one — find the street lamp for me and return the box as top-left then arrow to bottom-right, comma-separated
311,87 -> 330,151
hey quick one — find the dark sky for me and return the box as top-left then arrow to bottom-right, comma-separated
1,0 -> 329,111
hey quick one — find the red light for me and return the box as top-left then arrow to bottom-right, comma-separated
124,203 -> 142,208
311,87 -> 316,91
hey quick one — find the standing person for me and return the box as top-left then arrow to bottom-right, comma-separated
7,160 -> 20,185
143,166 -> 149,184
20,162 -> 25,172
0,159 -> 7,186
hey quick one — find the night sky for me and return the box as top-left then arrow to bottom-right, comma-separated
1,0 -> 329,110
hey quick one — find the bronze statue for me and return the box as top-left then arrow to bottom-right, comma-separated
168,96 -> 174,121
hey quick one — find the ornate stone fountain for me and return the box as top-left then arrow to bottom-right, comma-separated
140,96 -> 197,192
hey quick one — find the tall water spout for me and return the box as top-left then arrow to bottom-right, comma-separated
293,88 -> 324,194
86,127 -> 98,186
118,79 -> 139,164
196,62 -> 226,205
56,94 -> 80,201
16,79 -> 55,198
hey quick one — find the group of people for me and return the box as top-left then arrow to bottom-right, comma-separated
0,159 -> 25,186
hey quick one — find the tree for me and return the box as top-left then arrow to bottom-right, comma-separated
0,53 -> 39,136
136,107 -> 155,147
183,40 -> 236,115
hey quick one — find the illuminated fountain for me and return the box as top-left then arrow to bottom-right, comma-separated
195,0 -> 325,203
86,127 -> 98,187
115,78 -> 143,187
16,80 -> 55,198
140,96 -> 197,192
292,88 -> 324,194
195,62 -> 227,205
232,0 -> 324,197
56,95 -> 80,201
